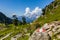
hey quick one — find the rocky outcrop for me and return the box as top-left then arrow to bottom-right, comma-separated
29,21 -> 60,40
29,31 -> 51,40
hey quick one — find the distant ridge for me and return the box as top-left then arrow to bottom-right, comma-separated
0,12 -> 12,24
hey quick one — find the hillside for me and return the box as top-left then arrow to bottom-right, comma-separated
33,0 -> 60,26
29,0 -> 60,40
0,12 -> 12,24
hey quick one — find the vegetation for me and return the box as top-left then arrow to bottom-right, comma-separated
22,16 -> 26,24
34,0 -> 60,26
0,0 -> 60,40
12,14 -> 19,26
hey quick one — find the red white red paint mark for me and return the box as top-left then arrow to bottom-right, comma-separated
42,28 -> 46,32
36,28 -> 46,32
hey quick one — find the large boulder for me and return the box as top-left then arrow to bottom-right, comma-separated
29,31 -> 51,40
29,21 -> 60,40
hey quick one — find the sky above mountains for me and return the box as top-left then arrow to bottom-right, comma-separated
0,0 -> 54,17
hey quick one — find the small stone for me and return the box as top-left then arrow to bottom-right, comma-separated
48,31 -> 53,37
56,34 -> 60,39
53,39 -> 56,40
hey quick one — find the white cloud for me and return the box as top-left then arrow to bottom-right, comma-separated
24,7 -> 43,19
25,7 -> 30,14
31,7 -> 43,18
24,7 -> 31,17
32,7 -> 42,14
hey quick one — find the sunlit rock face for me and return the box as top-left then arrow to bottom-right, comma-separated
29,21 -> 60,40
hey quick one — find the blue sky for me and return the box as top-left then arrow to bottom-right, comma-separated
0,0 -> 54,17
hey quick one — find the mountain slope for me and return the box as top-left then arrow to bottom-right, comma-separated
0,12 -> 12,24
33,0 -> 60,26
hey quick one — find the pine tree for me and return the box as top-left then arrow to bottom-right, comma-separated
12,14 -> 18,26
22,16 -> 26,24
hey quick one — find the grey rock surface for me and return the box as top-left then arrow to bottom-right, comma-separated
29,21 -> 60,40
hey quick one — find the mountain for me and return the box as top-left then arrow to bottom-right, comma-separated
0,12 -> 12,24
23,12 -> 42,22
18,16 -> 33,23
14,7 -> 43,23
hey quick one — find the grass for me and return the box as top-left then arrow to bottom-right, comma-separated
35,5 -> 60,26
17,35 -> 29,40
2,24 -> 31,40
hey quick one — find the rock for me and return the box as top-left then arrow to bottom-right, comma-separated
29,30 -> 51,40
56,34 -> 60,39
11,33 -> 22,40
48,31 -> 53,37
29,21 -> 60,40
